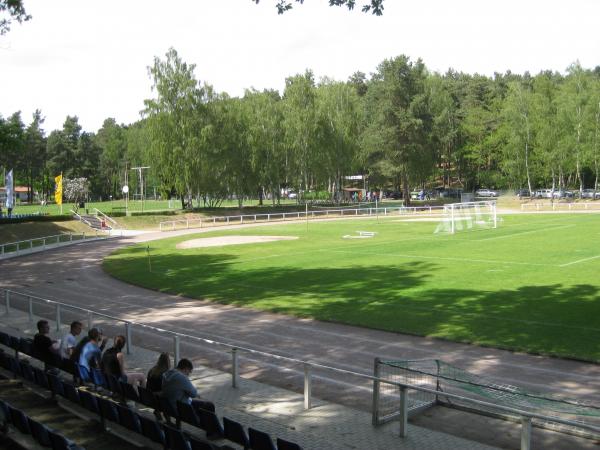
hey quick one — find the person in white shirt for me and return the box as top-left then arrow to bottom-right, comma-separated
60,321 -> 83,359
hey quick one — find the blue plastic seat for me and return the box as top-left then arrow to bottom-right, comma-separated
116,404 -> 141,433
0,399 -> 10,425
177,401 -> 201,427
119,380 -> 139,402
105,373 -> 123,397
137,386 -> 158,409
90,368 -> 107,390
7,355 -> 21,377
79,389 -> 100,415
223,417 -> 249,450
138,414 -> 166,446
197,409 -> 224,438
8,406 -> 30,434
97,397 -> 119,423
47,373 -> 65,398
188,435 -> 216,450
276,437 -> 303,450
48,430 -> 86,450
62,381 -> 81,405
164,424 -> 192,450
32,366 -> 50,389
19,361 -> 36,383
28,417 -> 52,447
0,331 -> 10,347
249,427 -> 276,450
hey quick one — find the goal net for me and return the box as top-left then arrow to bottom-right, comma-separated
434,201 -> 497,234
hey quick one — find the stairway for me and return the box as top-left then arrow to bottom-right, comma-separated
80,215 -> 112,231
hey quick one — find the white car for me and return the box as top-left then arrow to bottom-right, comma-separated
476,189 -> 498,197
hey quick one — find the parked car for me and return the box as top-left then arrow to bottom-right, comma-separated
581,189 -> 600,199
552,190 -> 574,199
515,189 -> 530,198
535,189 -> 553,199
475,189 -> 498,197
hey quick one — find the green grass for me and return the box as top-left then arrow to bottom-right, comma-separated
102,213 -> 600,361
0,220 -> 92,244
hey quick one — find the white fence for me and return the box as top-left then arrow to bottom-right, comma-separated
159,206 -> 447,232
521,202 -> 600,211
1,287 -> 598,449
0,232 -> 109,259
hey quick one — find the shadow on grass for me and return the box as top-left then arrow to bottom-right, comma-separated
105,251 -> 600,361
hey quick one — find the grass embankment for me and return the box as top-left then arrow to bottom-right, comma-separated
0,221 -> 92,244
103,213 -> 600,362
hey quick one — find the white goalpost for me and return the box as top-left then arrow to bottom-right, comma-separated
434,201 -> 497,234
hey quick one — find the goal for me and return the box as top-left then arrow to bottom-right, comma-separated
434,201 -> 497,234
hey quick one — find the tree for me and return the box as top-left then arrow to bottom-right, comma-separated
0,0 -> 30,35
253,0 -> 384,15
63,177 -> 89,212
23,110 -> 46,202
96,118 -> 127,198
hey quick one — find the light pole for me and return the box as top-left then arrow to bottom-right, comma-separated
130,166 -> 150,212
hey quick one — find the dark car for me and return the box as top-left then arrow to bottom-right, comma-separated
515,189 -> 530,198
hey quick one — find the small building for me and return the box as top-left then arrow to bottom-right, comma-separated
0,186 -> 31,204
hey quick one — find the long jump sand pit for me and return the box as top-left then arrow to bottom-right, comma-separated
176,235 -> 298,249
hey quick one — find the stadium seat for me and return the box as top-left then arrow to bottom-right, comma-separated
78,390 -> 100,415
97,397 -> 119,423
119,380 -> 140,402
32,366 -> 50,389
7,355 -> 21,377
90,368 -> 107,390
19,361 -> 36,383
8,405 -> 31,434
28,417 -> 52,447
137,386 -> 158,409
116,404 -> 141,433
198,409 -> 224,439
0,331 -> 10,347
60,357 -> 76,376
18,337 -> 34,356
164,424 -> 192,450
158,395 -> 179,425
47,373 -> 66,398
105,373 -> 123,397
48,430 -> 86,450
188,435 -> 216,450
223,417 -> 250,450
276,437 -> 302,450
0,399 -> 10,425
138,414 -> 166,446
8,335 -> 20,352
177,401 -> 201,427
62,381 -> 81,405
248,427 -> 276,450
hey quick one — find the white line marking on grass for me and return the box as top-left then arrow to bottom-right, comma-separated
475,224 -> 575,242
560,254 -> 600,267
327,249 -> 556,267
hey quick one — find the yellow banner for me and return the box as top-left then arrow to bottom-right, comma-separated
54,174 -> 63,205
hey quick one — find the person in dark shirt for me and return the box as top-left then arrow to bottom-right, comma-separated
33,320 -> 60,372
147,352 -> 170,393
100,335 -> 145,387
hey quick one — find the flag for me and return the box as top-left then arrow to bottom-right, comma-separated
54,174 -> 63,205
5,169 -> 14,209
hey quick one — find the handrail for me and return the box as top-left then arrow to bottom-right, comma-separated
1,286 -> 598,445
70,209 -> 92,227
159,205 -> 447,231
94,208 -> 118,226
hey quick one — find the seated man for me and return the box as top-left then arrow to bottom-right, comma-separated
161,358 -> 214,420
33,320 -> 60,372
78,328 -> 107,372
60,321 -> 83,359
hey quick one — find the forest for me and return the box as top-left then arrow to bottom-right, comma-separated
1,48 -> 600,207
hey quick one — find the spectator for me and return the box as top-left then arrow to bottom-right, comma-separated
33,320 -> 60,366
78,328 -> 107,371
101,335 -> 145,387
60,321 -> 83,359
161,358 -> 213,419
147,352 -> 170,393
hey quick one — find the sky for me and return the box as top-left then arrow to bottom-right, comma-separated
1,0 -> 599,133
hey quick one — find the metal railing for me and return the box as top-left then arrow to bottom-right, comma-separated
0,232 -> 107,258
1,287 -> 598,449
521,202 -> 600,211
93,208 -> 118,227
159,206 -> 446,231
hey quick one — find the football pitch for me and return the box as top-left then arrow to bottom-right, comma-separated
103,213 -> 600,362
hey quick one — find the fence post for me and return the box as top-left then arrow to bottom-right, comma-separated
125,322 -> 132,355
88,311 -> 93,330
232,348 -> 239,388
55,304 -> 61,332
174,335 -> 180,366
28,296 -> 33,322
5,291 -> 10,315
399,386 -> 408,438
521,417 -> 532,450
16,242 -> 19,255
70,232 -> 73,242
304,363 -> 312,410
186,219 -> 189,229
372,357 -> 381,425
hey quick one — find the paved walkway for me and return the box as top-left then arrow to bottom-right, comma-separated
0,308 -> 498,450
